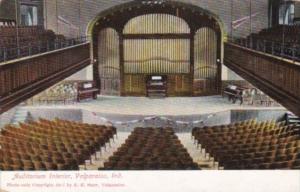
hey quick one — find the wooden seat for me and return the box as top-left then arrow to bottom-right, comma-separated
193,120 -> 300,169
0,119 -> 116,170
33,161 -> 46,170
44,162 -> 58,170
102,127 -> 198,170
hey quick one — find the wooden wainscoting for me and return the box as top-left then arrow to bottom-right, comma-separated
193,79 -> 218,96
123,74 -> 192,96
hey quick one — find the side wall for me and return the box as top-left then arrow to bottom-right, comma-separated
0,0 -> 16,21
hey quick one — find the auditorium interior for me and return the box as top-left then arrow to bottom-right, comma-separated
0,0 -> 300,171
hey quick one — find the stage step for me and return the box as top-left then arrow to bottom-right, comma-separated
286,112 -> 300,125
148,93 -> 167,98
11,107 -> 29,125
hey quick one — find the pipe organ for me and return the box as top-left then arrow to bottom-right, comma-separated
123,14 -> 190,34
98,28 -> 120,95
124,39 -> 190,74
194,27 -> 218,96
97,13 -> 220,96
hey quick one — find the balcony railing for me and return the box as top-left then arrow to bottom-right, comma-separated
228,37 -> 300,62
0,42 -> 91,114
224,42 -> 300,116
0,36 -> 89,63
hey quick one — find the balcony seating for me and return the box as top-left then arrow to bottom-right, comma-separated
192,120 -> 300,169
234,25 -> 300,61
101,127 -> 199,170
0,19 -> 16,27
0,26 -> 56,48
255,25 -> 300,44
0,118 -> 116,170
241,25 -> 300,46
0,26 -> 65,61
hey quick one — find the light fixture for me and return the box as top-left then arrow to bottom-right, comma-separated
141,0 -> 165,5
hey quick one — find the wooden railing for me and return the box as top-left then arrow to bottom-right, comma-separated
224,42 -> 300,116
0,43 -> 91,114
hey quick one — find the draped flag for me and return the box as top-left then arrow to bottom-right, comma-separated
232,12 -> 259,29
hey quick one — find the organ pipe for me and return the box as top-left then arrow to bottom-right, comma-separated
124,39 -> 190,74
194,27 -> 217,80
97,14 -> 219,95
123,14 -> 190,34
98,28 -> 120,95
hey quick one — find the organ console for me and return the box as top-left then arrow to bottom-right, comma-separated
77,81 -> 99,102
146,75 -> 167,97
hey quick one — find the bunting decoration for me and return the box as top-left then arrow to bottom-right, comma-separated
91,111 -> 217,128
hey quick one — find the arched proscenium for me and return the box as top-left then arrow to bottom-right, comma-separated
88,0 -> 224,96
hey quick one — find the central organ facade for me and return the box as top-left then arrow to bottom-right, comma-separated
95,4 -> 221,96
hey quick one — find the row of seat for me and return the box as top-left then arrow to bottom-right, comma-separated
101,127 -> 199,170
0,118 -> 116,170
258,25 -> 300,43
0,26 -> 44,34
0,26 -> 57,47
192,120 -> 300,169
0,20 -> 16,26
0,26 -> 66,62
246,25 -> 300,45
234,25 -> 300,61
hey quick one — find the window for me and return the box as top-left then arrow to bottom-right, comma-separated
279,3 -> 295,25
20,4 -> 38,26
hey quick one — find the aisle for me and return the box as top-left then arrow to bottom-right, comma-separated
80,132 -> 130,170
81,131 -> 222,170
176,133 -> 220,170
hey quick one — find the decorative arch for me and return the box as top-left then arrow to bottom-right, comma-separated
87,0 -> 226,38
89,0 -> 224,96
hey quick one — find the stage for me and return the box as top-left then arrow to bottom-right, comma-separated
22,96 -> 286,132
26,95 -> 284,116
